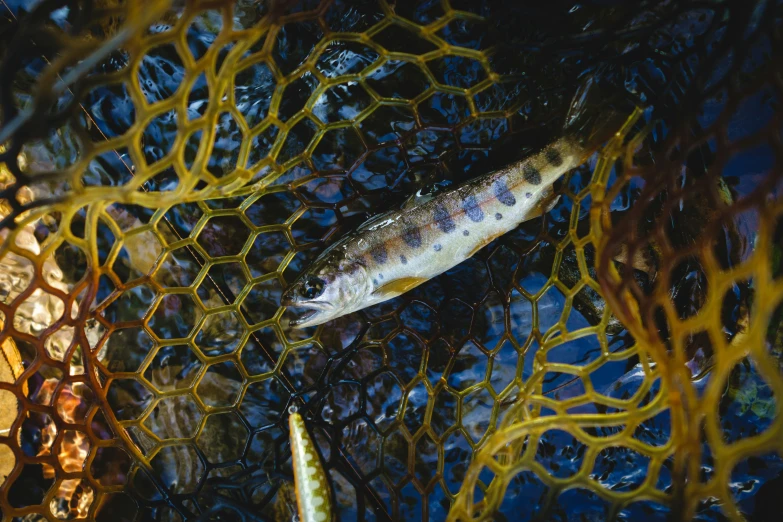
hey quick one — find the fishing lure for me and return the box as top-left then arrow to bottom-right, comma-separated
288,406 -> 332,522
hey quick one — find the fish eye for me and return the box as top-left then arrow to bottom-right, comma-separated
300,277 -> 325,299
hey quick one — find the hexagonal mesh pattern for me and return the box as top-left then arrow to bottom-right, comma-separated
0,0 -> 780,521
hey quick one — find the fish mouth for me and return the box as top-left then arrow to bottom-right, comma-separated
284,301 -> 336,329
288,307 -> 323,328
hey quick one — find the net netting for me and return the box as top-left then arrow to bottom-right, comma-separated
0,0 -> 780,520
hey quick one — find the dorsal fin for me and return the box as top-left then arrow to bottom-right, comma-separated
356,210 -> 398,233
401,180 -> 453,210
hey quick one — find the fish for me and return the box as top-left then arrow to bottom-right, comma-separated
288,407 -> 332,522
280,76 -> 638,328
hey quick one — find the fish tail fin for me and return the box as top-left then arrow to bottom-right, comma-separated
563,70 -> 640,151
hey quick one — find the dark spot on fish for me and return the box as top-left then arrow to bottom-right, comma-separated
372,279 -> 378,286
523,164 -> 542,185
371,243 -> 388,264
546,148 -> 563,166
495,212 -> 502,220
434,204 -> 455,233
379,273 -> 384,279
493,179 -> 516,206
525,192 -> 532,198
463,230 -> 469,236
434,244 -> 442,252
462,194 -> 484,222
400,255 -> 407,265
402,224 -> 421,248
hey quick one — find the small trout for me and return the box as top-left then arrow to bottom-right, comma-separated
281,77 -> 636,328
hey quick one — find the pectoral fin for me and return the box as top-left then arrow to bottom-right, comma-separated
372,277 -> 428,299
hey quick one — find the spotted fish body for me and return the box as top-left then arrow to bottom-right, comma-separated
359,139 -> 576,287
289,411 -> 332,522
280,77 -> 636,328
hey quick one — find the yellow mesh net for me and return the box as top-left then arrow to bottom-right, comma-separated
0,0 -> 780,521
